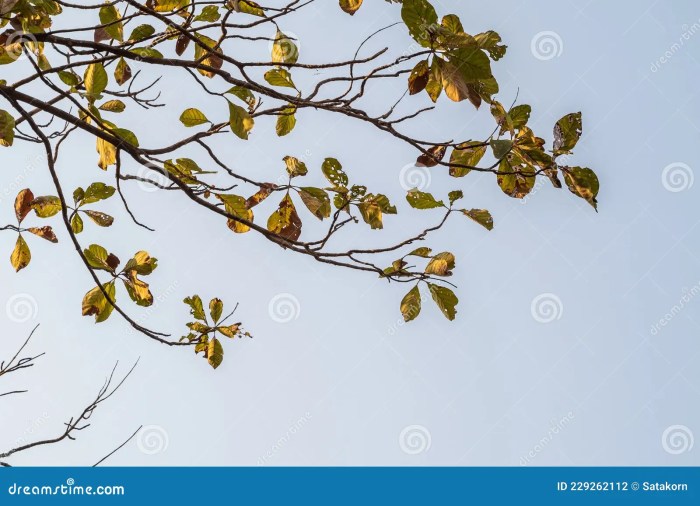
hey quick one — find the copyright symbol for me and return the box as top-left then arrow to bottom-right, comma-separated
66,478 -> 75,486
631,482 -> 639,491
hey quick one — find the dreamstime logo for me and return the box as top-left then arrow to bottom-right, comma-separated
0,31 -> 38,62
268,293 -> 300,323
136,425 -> 169,455
662,425 -> 694,455
399,163 -> 431,191
531,31 -> 563,61
650,19 -> 700,72
399,425 -> 431,455
6,293 -> 38,323
661,162 -> 694,192
135,163 -> 170,193
268,31 -> 300,63
530,293 -> 563,323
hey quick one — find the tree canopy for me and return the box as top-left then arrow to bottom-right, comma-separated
0,0 -> 599,369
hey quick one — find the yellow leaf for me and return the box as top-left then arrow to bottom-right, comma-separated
10,234 -> 30,272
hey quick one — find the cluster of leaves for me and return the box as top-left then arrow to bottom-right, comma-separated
10,189 -> 60,272
181,295 -> 251,369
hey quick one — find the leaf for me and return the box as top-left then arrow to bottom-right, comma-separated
82,282 -> 116,323
123,251 -> 158,275
14,189 -> 34,223
490,139 -> 512,159
84,63 -> 108,99
128,24 -> 156,42
218,194 -> 253,233
71,213 -> 84,234
209,298 -> 223,323
28,226 -> 58,243
446,46 -> 492,82
462,209 -> 493,230
339,0 -> 363,15
400,285 -> 422,322
0,109 -> 15,147
246,186 -> 274,208
428,283 -> 458,320
195,5 -> 221,22
436,57 -> 470,102
31,196 -> 62,218
217,324 -> 241,338
267,194 -> 302,241
226,86 -> 256,111
180,108 -> 209,127
299,187 -> 331,220
184,295 -> 207,321
206,338 -> 224,369
283,156 -> 308,177
264,68 -> 296,89
448,190 -> 463,204
276,105 -> 297,137
84,210 -> 114,227
406,189 -> 444,209
553,112 -> 582,156
58,71 -> 80,87
497,159 -> 536,199
425,252 -> 455,276
562,166 -> 599,210
99,100 -> 126,113
416,145 -> 446,167
228,101 -> 254,140
99,4 -> 124,42
407,247 -> 432,258
271,30 -> 298,65
321,158 -> 348,187
401,0 -> 438,47
10,234 -> 30,272
508,104 -> 531,131
449,141 -> 486,177
96,135 -> 117,170
425,58 -> 442,102
408,60 -> 430,95
358,194 -> 396,230
80,182 -> 115,204
114,57 -> 132,86
194,34 -> 223,78
475,30 -> 507,61
84,244 -> 114,272
122,274 -> 153,307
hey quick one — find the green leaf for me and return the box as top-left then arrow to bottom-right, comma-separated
448,190 -> 463,204
449,141 -> 486,177
462,209 -> 493,230
218,194 -> 253,234
276,105 -> 297,136
228,101 -> 254,140
123,251 -> 158,276
508,104 -> 531,131
83,244 -> 115,272
490,139 -> 512,159
82,182 -> 115,204
474,31 -> 507,61
114,58 -> 132,86
226,86 -> 256,110
400,285 -> 422,322
428,283 -> 458,320
407,247 -> 432,258
401,0 -> 438,47
71,213 -> 84,234
99,100 -> 126,113
562,166 -> 599,210
446,46 -> 492,82
10,234 -> 30,272
497,159 -> 536,199
321,158 -> 348,187
58,71 -> 80,87
84,63 -> 108,99
299,187 -> 331,220
0,109 -> 15,147
179,108 -> 209,127
283,156 -> 308,177
406,189 -> 444,209
209,298 -> 223,323
425,252 -> 455,276
82,281 -> 116,323
130,47 -> 163,59
31,196 -> 62,218
184,295 -> 207,321
264,68 -> 296,89
99,4 -> 124,42
195,5 -> 221,22
122,274 -> 153,307
128,24 -> 156,42
553,112 -> 582,157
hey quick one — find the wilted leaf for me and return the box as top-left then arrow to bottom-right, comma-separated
416,145 -> 446,167
28,226 -> 58,243
267,194 -> 302,241
184,295 -> 206,321
31,196 -> 62,218
425,252 -> 455,276
82,282 -> 116,323
562,166 -> 599,210
553,112 -> 582,157
299,187 -> 331,220
400,285 -> 422,322
84,210 -> 114,227
408,60 -> 430,95
284,156 -> 308,177
321,158 -> 348,187
462,209 -> 493,230
449,141 -> 486,177
339,0 -> 363,15
14,189 -> 34,223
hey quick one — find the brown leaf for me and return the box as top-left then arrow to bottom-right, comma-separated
416,145 -> 446,167
14,188 -> 34,223
175,34 -> 190,56
106,253 -> 120,271
27,226 -> 58,243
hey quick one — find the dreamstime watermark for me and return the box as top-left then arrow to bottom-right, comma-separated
130,280 -> 180,334
399,162 -> 431,191
268,293 -> 300,323
136,425 -> 169,455
12,412 -> 50,448
530,293 -> 563,323
661,162 -> 694,192
6,293 -> 39,323
387,291 -> 429,335
531,31 -> 563,61
0,30 -> 38,63
649,281 -> 700,335
520,411 -> 575,465
651,19 -> 700,72
662,425 -> 694,455
6,478 -> 124,497
257,412 -> 312,465
0,153 -> 44,204
135,162 -> 170,193
399,425 -> 431,455
268,30 -> 300,63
